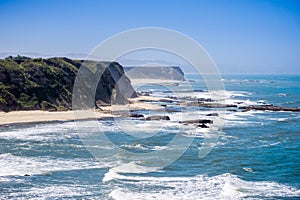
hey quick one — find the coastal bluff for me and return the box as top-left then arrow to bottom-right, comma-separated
0,56 -> 136,112
124,66 -> 185,81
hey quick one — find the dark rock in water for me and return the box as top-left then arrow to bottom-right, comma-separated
179,119 -> 212,128
206,113 -> 219,116
179,119 -> 212,124
138,98 -> 174,104
193,89 -> 204,93
206,103 -> 235,108
198,98 -> 213,102
184,102 -> 237,108
129,113 -> 144,118
239,105 -> 300,112
146,115 -> 170,121
158,99 -> 173,103
24,174 -> 30,176
241,108 -> 251,112
197,124 -> 209,128
0,124 -> 10,128
227,109 -> 237,112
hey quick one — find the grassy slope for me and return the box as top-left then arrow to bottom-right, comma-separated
0,56 -> 135,112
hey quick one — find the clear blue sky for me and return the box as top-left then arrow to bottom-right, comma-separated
0,0 -> 300,73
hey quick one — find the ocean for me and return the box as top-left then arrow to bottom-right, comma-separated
1,74 -> 300,199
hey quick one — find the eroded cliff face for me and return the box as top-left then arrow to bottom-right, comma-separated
0,56 -> 136,112
124,66 -> 185,81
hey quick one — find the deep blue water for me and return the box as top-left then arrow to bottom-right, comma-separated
0,74 -> 299,199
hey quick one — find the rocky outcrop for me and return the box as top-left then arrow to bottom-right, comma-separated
146,115 -> 170,121
0,56 -> 136,112
240,105 -> 300,112
179,119 -> 213,128
183,101 -> 237,108
206,113 -> 219,116
124,66 -> 185,81
179,119 -> 213,124
129,113 -> 144,118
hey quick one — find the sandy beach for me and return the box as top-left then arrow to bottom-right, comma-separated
0,96 -> 168,126
0,110 -> 114,126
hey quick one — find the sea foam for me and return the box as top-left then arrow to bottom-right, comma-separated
108,173 -> 300,200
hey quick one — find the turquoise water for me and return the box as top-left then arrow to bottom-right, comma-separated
0,74 -> 300,199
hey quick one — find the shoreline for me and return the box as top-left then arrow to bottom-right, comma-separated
0,110 -> 114,127
0,96 -> 166,126
2,92 -> 299,126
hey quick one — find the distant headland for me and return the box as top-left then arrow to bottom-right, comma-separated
124,66 -> 185,81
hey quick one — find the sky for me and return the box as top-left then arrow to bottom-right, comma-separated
0,0 -> 300,73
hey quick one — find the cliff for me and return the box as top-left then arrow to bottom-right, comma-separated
0,56 -> 136,112
124,66 -> 185,81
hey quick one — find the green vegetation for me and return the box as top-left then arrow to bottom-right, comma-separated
0,56 -> 136,112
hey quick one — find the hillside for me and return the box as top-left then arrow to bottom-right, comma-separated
0,56 -> 136,112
